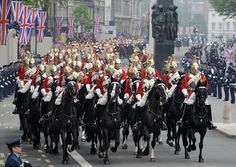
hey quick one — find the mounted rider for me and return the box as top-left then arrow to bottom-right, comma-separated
177,59 -> 216,129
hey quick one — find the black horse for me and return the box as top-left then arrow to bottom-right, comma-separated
100,82 -> 122,164
182,84 -> 209,162
58,81 -> 79,164
165,77 -> 184,154
137,79 -> 167,161
17,90 -> 31,142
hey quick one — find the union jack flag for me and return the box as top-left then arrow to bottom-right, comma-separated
11,1 -> 23,23
37,11 -> 47,43
68,16 -> 74,39
94,16 -> 100,34
55,16 -> 63,39
19,5 -> 32,45
27,8 -> 39,42
0,0 -> 12,45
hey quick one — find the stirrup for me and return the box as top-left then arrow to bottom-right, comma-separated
176,119 -> 183,127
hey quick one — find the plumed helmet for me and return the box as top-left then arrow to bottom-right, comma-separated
115,58 -> 121,64
50,65 -> 57,72
39,64 -> 45,71
64,66 -> 72,74
192,62 -> 199,70
147,67 -> 155,76
30,58 -> 35,64
24,57 -> 29,65
76,61 -> 82,67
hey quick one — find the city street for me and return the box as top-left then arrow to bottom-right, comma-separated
0,46 -> 236,167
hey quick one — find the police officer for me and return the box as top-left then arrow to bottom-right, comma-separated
217,69 -> 223,99
229,73 -> 236,104
223,72 -> 230,102
5,139 -> 32,167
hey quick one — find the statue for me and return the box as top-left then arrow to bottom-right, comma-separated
151,4 -> 157,38
154,4 -> 166,43
166,5 -> 178,40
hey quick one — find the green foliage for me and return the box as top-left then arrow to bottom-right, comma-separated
73,4 -> 93,30
22,0 -> 67,10
210,0 -> 236,19
190,14 -> 207,33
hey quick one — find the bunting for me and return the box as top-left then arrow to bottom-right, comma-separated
55,16 -> 63,39
0,0 -> 12,45
37,11 -> 47,42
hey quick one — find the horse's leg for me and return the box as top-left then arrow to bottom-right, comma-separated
122,123 -> 129,149
90,126 -> 97,155
111,129 -> 120,153
69,126 -> 79,152
98,128 -> 105,158
150,134 -> 156,161
43,127 -> 49,152
167,120 -> 174,147
143,127 -> 150,156
182,128 -> 190,159
61,130 -> 69,164
103,129 -> 110,164
175,126 -> 181,155
53,130 -> 59,155
199,129 -> 206,163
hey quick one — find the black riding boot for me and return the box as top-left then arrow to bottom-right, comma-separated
206,105 -> 217,130
176,103 -> 187,126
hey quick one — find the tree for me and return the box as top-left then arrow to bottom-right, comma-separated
190,14 -> 207,34
22,0 -> 67,10
73,4 -> 93,31
210,0 -> 236,19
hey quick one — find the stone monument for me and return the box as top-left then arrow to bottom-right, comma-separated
152,0 -> 178,74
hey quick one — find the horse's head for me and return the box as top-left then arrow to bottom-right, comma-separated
150,79 -> 167,106
108,82 -> 121,102
195,86 -> 208,107
66,81 -> 77,98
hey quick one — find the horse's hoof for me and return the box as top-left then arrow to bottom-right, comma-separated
68,145 -> 74,152
166,140 -> 174,147
81,137 -> 86,142
62,160 -> 68,164
149,157 -> 156,162
53,151 -> 59,156
111,147 -> 117,153
143,148 -> 149,156
187,146 -> 192,152
136,151 -> 143,158
122,144 -> 128,150
159,141 -> 163,145
174,150 -> 180,155
199,157 -> 204,163
90,147 -> 96,155
98,152 -> 104,158
185,154 -> 190,159
103,158 -> 110,165
191,145 -> 196,151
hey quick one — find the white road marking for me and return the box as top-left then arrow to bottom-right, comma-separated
45,159 -> 51,163
60,138 -> 93,167
41,154 -> 46,158
0,160 -> 4,165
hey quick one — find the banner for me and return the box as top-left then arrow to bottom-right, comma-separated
19,5 -> 32,45
68,16 -> 74,38
27,8 -> 39,42
37,11 -> 47,42
11,1 -> 23,23
55,16 -> 63,39
0,0 -> 12,45
94,16 -> 100,34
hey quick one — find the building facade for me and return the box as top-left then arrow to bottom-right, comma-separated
208,7 -> 236,42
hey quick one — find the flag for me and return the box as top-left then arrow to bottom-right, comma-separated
68,16 -> 74,38
94,16 -> 100,34
0,0 -> 12,45
55,16 -> 63,39
37,11 -> 47,42
11,1 -> 23,23
19,5 -> 32,45
27,8 -> 38,42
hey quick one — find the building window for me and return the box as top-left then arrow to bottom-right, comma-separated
212,22 -> 216,30
226,22 -> 230,30
218,23 -> 223,30
115,0 -> 121,15
233,22 -> 236,30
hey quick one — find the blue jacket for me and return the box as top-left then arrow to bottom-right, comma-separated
5,153 -> 22,167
